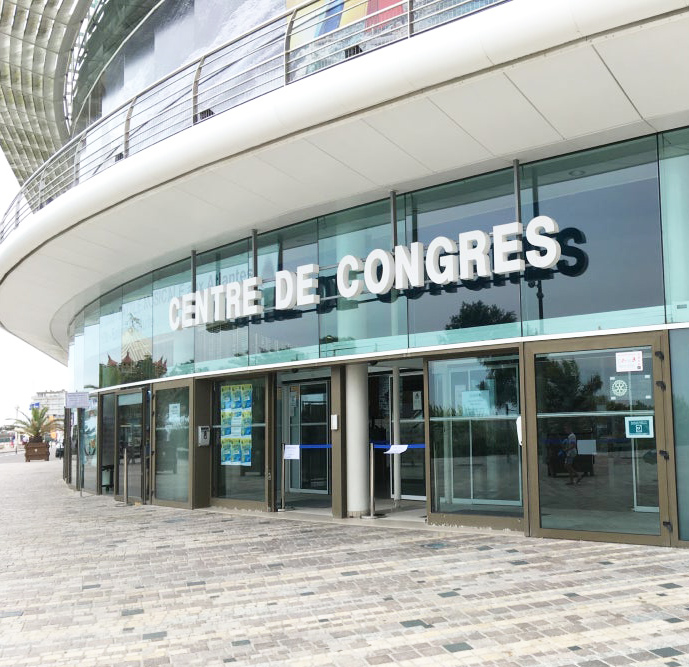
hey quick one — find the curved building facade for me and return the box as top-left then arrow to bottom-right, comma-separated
3,0 -> 689,546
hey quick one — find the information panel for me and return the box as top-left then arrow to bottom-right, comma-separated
220,384 -> 253,466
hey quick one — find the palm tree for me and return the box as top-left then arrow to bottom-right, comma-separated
7,406 -> 63,443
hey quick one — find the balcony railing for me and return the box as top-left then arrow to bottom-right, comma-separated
0,0 -> 508,245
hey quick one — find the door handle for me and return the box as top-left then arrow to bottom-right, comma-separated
659,450 -> 670,460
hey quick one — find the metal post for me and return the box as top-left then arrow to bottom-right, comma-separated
124,445 -> 129,506
392,367 -> 401,509
363,442 -> 380,519
279,442 -> 286,511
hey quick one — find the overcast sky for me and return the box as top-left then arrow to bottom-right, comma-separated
0,152 -> 69,424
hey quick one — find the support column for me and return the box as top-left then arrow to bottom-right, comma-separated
346,363 -> 369,517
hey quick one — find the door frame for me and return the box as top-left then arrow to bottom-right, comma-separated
113,386 -> 149,504
524,331 -> 673,546
151,378 -> 193,509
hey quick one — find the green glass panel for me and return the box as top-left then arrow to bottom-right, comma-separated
154,386 -> 190,503
520,137 -> 664,336
660,128 -> 689,323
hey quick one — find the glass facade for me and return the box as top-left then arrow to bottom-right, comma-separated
68,131 -> 688,383
60,128 -> 689,545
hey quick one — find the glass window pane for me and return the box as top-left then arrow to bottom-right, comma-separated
154,386 -> 190,503
407,170 -> 521,347
535,347 -> 660,535
660,128 -> 689,323
83,302 -> 99,390
252,220 -> 320,365
521,137 -> 664,335
670,329 -> 689,540
429,355 -> 522,517
152,261 -> 194,377
100,394 -> 116,495
195,242 -> 250,372
121,275 -> 153,384
81,396 -> 98,493
319,201 -> 408,356
99,288 -> 122,388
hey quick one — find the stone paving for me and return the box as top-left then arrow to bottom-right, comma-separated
2,459 -> 689,666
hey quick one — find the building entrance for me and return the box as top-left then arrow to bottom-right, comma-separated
525,333 -> 674,545
277,374 -> 332,511
115,390 -> 148,503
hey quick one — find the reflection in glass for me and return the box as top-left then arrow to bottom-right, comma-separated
81,397 -> 99,493
319,201 -> 408,356
152,260 -> 194,377
117,393 -> 144,501
406,170 -> 521,348
286,382 -> 330,496
535,347 -> 659,535
99,288 -> 123,387
660,128 -> 689,324
250,271 -> 319,365
120,275 -> 153,384
195,242 -> 250,371
213,378 -> 266,502
399,374 -> 425,498
521,137 -> 664,335
429,355 -> 522,516
154,386 -> 190,503
100,394 -> 116,495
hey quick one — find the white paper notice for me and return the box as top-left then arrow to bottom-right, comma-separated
284,444 -> 300,460
616,350 -> 643,373
385,444 -> 408,454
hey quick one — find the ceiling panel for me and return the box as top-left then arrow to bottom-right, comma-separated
506,45 -> 641,138
363,97 -> 492,172
429,72 -> 563,156
306,120 -> 431,186
594,15 -> 689,120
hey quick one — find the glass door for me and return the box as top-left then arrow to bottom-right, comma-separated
397,372 -> 426,500
526,334 -> 672,545
116,390 -> 147,502
152,382 -> 191,505
283,381 -> 331,498
429,355 -> 522,518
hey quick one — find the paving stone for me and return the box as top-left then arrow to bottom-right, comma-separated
4,459 -> 689,666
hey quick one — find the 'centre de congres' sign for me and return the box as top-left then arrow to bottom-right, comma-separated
168,216 -> 561,331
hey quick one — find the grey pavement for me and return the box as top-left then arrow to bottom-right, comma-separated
2,459 -> 689,667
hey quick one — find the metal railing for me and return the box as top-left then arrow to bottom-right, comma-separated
0,0 -> 508,245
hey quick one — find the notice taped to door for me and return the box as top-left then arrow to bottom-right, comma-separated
220,383 -> 253,466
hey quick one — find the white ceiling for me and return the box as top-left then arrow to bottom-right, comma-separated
2,0 -> 689,363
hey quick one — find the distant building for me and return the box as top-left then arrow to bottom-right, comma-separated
29,390 -> 66,420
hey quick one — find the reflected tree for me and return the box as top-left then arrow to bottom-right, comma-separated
538,359 -> 602,413
445,300 -> 517,330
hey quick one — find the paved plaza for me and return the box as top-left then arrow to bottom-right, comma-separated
2,457 -> 689,666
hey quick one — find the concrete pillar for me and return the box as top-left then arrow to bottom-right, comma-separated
346,363 -> 369,516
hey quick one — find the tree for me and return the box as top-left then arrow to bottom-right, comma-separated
7,406 -> 63,443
